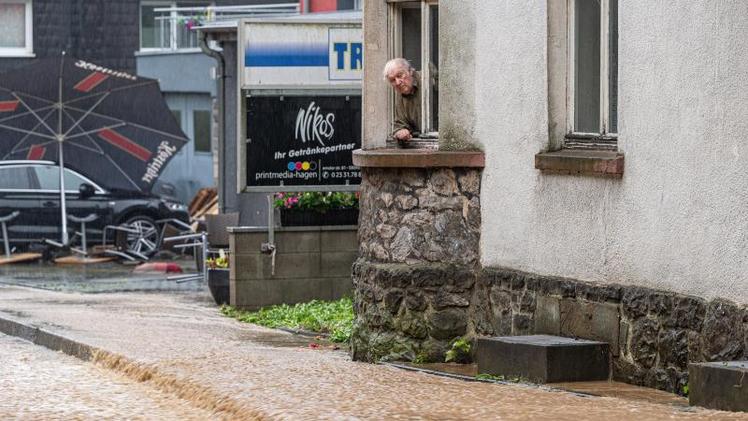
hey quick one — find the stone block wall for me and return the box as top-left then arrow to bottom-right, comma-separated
352,167 -> 748,395
352,167 -> 482,361
230,227 -> 357,310
357,167 -> 481,265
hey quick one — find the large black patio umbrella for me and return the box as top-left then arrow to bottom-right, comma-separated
0,53 -> 188,245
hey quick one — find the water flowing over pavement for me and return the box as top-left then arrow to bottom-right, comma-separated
0,283 -> 746,420
0,333 -> 218,420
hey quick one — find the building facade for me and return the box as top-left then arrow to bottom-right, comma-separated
0,0 -> 359,203
352,0 -> 748,395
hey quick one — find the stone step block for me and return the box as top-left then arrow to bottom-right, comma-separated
475,335 -> 610,383
689,361 -> 748,412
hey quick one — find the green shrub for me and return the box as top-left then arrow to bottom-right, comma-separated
220,297 -> 354,343
445,337 -> 472,363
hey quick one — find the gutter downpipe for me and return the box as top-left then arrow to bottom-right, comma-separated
199,31 -> 226,213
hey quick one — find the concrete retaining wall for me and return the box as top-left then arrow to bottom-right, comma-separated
229,226 -> 357,310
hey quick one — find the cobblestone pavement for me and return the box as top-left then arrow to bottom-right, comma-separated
0,285 -> 746,420
0,333 -> 216,420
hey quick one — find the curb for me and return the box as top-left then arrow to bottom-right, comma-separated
0,313 -> 101,361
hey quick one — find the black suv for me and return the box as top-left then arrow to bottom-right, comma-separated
0,161 -> 189,254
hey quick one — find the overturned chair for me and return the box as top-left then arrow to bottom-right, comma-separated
0,211 -> 42,264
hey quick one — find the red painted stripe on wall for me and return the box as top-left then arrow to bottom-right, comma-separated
97,129 -> 151,161
73,72 -> 109,92
0,100 -> 20,112
27,145 -> 46,160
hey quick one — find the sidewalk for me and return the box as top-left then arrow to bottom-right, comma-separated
0,284 -> 745,420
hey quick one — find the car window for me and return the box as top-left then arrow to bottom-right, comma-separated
32,166 -> 92,191
0,166 -> 32,189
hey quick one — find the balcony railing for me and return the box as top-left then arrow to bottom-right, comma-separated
141,3 -> 301,51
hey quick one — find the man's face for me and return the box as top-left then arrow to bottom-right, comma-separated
387,67 -> 414,95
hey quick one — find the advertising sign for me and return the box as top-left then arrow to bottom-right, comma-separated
246,95 -> 361,191
241,22 -> 362,88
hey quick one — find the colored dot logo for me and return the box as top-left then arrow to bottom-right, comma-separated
287,161 -> 317,171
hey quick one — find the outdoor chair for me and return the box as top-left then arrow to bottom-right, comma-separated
101,224 -> 152,261
0,211 -> 19,259
67,213 -> 98,257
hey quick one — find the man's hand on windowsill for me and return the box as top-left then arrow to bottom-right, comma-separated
393,128 -> 412,141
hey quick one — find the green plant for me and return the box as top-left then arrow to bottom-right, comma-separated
476,373 -> 505,382
273,191 -> 359,212
206,249 -> 228,269
445,337 -> 472,363
681,384 -> 689,397
220,297 -> 354,343
413,351 -> 430,364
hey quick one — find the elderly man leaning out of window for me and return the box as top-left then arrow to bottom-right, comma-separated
383,58 -> 422,144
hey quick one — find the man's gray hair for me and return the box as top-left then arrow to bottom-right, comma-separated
383,58 -> 413,80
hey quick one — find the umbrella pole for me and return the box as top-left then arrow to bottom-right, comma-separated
58,138 -> 68,245
58,58 -> 69,246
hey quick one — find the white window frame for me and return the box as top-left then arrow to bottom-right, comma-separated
0,0 -> 34,57
388,0 -> 439,138
566,0 -> 617,142
139,1 -> 210,52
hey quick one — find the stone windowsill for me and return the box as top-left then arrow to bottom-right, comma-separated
353,148 -> 485,168
535,149 -> 624,177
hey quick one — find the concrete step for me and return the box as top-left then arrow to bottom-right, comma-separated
475,335 -> 609,383
689,361 -> 748,412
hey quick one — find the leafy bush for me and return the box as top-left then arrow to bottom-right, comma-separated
273,191 -> 359,212
445,337 -> 472,363
221,297 -> 354,343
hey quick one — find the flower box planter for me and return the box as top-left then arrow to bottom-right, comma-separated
280,208 -> 358,227
207,268 -> 230,305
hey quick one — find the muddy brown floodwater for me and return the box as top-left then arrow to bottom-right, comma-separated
1,284 -> 747,420
0,334 -> 217,420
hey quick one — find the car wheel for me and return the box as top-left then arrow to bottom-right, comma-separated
119,216 -> 160,257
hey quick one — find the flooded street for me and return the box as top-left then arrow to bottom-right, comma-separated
1,280 -> 746,420
0,333 -> 216,420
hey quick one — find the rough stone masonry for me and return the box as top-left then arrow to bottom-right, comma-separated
352,167 -> 748,395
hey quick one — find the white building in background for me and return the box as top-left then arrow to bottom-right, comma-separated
353,0 -> 748,395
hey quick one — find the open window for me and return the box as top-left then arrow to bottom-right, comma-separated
0,0 -> 33,57
566,0 -> 618,149
388,0 -> 439,139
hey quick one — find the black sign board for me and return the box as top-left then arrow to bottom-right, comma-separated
246,95 -> 361,191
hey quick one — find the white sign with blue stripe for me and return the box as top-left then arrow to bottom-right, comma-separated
242,22 -> 362,88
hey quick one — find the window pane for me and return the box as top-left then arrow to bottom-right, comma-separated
429,4 -> 439,132
141,4 -> 170,49
193,110 -> 211,153
177,2 -> 205,49
337,0 -> 355,10
33,166 -> 88,191
574,0 -> 600,133
401,4 -> 421,71
0,4 -> 26,48
608,0 -> 618,133
0,167 -> 31,189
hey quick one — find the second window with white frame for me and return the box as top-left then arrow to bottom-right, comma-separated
568,0 -> 618,143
